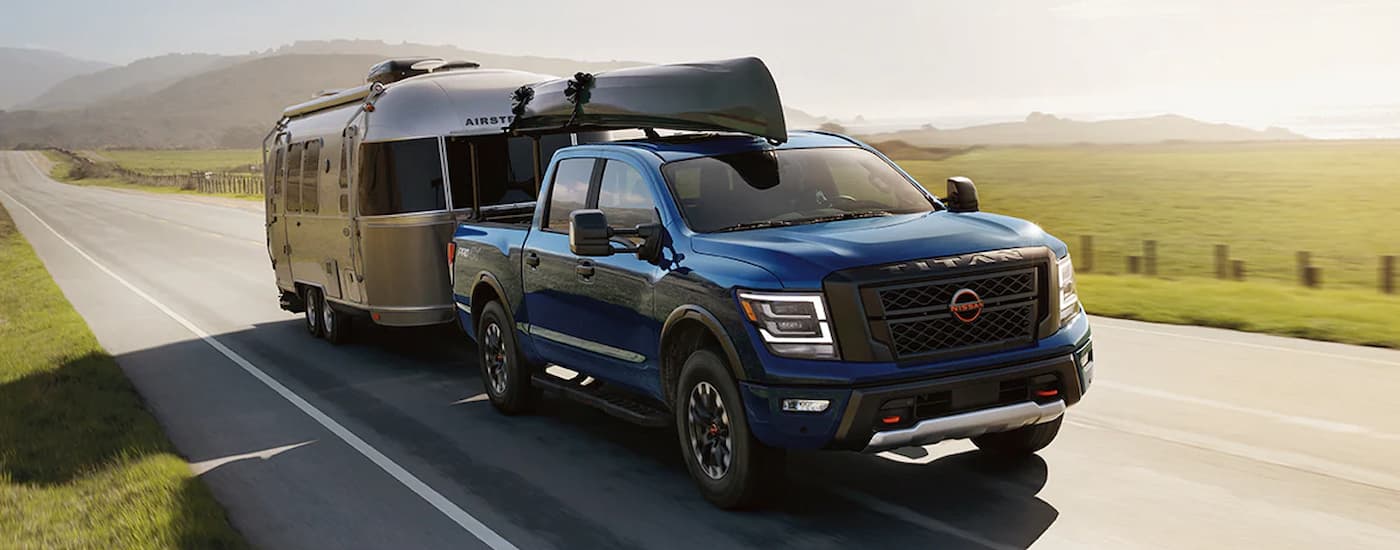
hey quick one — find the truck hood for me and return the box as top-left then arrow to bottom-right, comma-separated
689,211 -> 1067,289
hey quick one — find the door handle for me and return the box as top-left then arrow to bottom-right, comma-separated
525,252 -> 540,268
575,260 -> 595,278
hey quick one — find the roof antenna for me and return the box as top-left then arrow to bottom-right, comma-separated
643,128 -> 660,139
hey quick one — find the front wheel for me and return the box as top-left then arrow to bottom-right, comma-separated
675,349 -> 784,509
476,301 -> 537,414
971,415 -> 1063,456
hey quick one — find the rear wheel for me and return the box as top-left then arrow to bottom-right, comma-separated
321,300 -> 352,345
972,415 -> 1063,456
303,287 -> 323,337
676,349 -> 783,509
476,301 -> 536,414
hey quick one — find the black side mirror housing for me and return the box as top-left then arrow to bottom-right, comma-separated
946,176 -> 979,213
569,209 -> 664,263
570,209 -> 615,256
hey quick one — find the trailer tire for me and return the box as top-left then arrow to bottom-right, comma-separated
304,287 -> 323,337
676,348 -> 784,509
321,302 -> 352,345
477,301 -> 536,415
971,415 -> 1063,457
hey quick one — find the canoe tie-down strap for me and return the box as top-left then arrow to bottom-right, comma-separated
564,72 -> 595,125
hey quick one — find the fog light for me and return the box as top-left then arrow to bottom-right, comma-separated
781,399 -> 830,413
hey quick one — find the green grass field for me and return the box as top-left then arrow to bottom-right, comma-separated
889,140 -> 1400,347
98,149 -> 263,174
895,140 -> 1400,289
0,205 -> 246,548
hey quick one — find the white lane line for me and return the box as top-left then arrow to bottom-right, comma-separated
1093,320 -> 1400,367
1094,380 -> 1398,439
0,187 -> 518,550
1069,412 -> 1400,493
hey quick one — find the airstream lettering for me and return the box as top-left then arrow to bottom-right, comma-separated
262,59 -> 585,342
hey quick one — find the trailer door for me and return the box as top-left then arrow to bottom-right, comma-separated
267,135 -> 293,287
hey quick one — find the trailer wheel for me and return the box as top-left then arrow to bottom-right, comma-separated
676,348 -> 784,509
971,415 -> 1063,457
477,301 -> 536,414
304,287 -> 323,337
321,301 -> 352,345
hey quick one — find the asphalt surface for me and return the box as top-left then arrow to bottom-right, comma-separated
2,150 -> 1398,549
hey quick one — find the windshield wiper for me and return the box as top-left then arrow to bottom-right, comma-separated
791,210 -> 895,225
713,220 -> 798,232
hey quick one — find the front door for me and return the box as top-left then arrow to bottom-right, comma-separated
522,157 -> 663,392
266,135 -> 293,287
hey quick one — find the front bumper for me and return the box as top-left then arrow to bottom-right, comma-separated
741,335 -> 1093,451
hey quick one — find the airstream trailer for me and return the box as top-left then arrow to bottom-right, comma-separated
262,58 -> 591,341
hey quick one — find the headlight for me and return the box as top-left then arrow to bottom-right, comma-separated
1059,254 -> 1080,325
737,291 -> 838,360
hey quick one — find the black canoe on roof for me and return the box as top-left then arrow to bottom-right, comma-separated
509,57 -> 788,143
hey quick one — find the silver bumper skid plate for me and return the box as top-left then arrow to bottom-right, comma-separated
863,400 -> 1066,452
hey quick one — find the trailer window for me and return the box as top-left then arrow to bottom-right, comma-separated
286,143 -> 303,213
302,140 -> 321,214
357,138 -> 446,216
543,158 -> 595,232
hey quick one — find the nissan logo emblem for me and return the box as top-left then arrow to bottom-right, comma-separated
949,288 -> 984,323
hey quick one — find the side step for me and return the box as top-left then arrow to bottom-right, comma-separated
531,369 -> 670,428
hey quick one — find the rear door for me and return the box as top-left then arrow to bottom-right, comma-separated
521,156 -> 599,372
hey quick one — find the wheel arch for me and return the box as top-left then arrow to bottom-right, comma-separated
468,271 -> 513,335
659,305 -> 747,408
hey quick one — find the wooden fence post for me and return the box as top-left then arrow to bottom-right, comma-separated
1296,251 -> 1310,286
1143,240 -> 1158,276
1214,244 -> 1229,279
1126,256 -> 1141,274
1383,256 -> 1396,294
1231,260 -> 1246,281
1079,235 -> 1094,273
1303,266 -> 1322,289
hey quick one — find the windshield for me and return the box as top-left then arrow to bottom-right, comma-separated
661,147 -> 936,233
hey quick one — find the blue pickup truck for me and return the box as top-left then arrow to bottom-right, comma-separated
449,128 -> 1094,508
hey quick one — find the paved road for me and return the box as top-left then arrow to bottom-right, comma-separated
2,150 -> 1398,549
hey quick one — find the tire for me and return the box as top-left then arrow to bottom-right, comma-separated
971,415 -> 1063,456
303,287 -> 323,337
476,301 -> 537,414
675,348 -> 784,509
321,300 -> 352,345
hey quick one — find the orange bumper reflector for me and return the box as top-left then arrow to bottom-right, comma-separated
372,312 -> 381,321
881,415 -> 902,425
1035,389 -> 1059,397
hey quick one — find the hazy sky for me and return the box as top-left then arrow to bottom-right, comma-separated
6,0 -> 1400,125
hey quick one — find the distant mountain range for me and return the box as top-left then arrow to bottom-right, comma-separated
0,40 -> 1307,149
0,47 -> 113,110
862,112 -> 1305,146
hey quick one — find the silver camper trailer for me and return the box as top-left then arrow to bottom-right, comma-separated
262,58 -> 584,341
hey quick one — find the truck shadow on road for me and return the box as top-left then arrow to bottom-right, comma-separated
110,319 -> 1059,549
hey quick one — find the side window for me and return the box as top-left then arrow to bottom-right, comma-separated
543,158 -> 595,231
270,146 -> 284,197
302,140 -> 321,214
286,142 -> 303,213
337,135 -> 350,189
596,160 -> 657,230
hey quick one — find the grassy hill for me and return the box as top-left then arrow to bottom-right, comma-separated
18,53 -> 239,111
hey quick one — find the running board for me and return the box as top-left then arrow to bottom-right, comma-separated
531,371 -> 670,428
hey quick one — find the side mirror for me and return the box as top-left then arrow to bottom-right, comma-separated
946,176 -> 979,213
569,209 -> 665,263
569,209 -> 614,256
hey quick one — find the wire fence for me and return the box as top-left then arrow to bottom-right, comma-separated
52,148 -> 264,196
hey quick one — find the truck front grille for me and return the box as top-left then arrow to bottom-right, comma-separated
869,266 -> 1041,359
